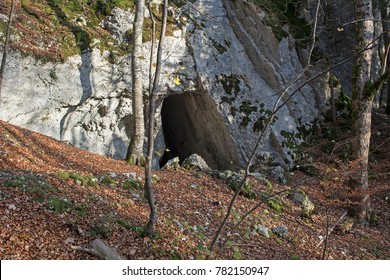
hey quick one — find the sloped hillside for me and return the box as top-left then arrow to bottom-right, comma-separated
0,0 -> 134,61
0,119 -> 389,260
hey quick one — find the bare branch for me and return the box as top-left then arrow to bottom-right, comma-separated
316,211 -> 348,249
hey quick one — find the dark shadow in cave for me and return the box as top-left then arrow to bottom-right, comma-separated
160,91 -> 240,170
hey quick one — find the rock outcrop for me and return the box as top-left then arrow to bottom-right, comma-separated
0,0 -> 328,170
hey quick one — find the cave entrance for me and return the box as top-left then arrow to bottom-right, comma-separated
159,91 -> 239,170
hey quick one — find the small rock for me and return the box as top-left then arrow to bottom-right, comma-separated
182,154 -> 211,171
301,197 -> 315,218
152,174 -> 160,183
218,170 -> 235,179
272,225 -> 288,238
288,190 -> 315,218
162,157 -> 180,170
8,204 -> 16,211
124,172 -> 138,180
267,166 -> 290,184
289,191 -> 306,205
257,224 -> 271,238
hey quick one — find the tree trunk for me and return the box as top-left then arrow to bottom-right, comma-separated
127,0 -> 145,164
350,0 -> 375,224
143,0 -> 168,237
0,0 -> 15,102
381,0 -> 390,114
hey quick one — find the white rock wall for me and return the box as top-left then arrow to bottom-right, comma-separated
0,0 -> 327,169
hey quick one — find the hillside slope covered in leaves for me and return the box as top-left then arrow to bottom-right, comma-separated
0,118 -> 389,260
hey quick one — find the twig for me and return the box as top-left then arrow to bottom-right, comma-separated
326,138 -> 354,164
316,210 -> 347,249
308,0 -> 322,66
321,207 -> 330,260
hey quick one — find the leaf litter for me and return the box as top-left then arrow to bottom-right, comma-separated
0,118 -> 389,259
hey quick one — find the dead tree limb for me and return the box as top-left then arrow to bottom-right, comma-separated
71,239 -> 125,260
316,210 -> 347,249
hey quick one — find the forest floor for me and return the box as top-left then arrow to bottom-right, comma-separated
0,113 -> 389,260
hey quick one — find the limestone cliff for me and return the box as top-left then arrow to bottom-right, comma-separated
0,0 -> 328,170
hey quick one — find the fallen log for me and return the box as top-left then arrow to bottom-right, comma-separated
71,239 -> 125,260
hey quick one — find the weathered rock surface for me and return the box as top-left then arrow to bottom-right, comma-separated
181,154 -> 211,172
161,157 -> 180,170
272,225 -> 289,238
0,0 -> 328,170
288,189 -> 315,218
257,224 -> 271,238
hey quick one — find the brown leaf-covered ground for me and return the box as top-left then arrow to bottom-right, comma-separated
0,115 -> 389,260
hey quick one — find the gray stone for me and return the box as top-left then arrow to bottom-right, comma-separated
182,154 -> 211,171
272,225 -> 288,238
290,191 -> 306,205
271,166 -> 289,184
218,170 -> 236,179
128,172 -> 138,180
107,172 -> 117,178
302,197 -> 315,218
99,7 -> 134,43
288,189 -> 315,218
162,157 -> 180,170
257,224 -> 271,238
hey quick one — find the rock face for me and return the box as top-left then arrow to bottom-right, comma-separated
0,0 -> 327,170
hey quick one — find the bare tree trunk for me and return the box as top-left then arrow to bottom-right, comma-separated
143,0 -> 168,237
350,0 -> 375,224
0,0 -> 15,102
381,0 -> 390,114
127,0 -> 145,164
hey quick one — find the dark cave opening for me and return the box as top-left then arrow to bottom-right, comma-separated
159,91 -> 240,170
